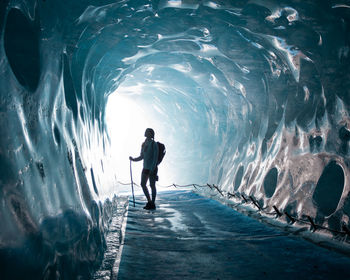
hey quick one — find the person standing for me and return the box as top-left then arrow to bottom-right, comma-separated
129,128 -> 159,210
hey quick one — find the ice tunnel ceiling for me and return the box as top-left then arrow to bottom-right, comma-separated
1,0 -> 350,278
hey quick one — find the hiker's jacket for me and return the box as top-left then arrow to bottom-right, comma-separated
138,138 -> 159,171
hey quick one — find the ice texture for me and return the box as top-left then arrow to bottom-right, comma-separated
0,0 -> 350,279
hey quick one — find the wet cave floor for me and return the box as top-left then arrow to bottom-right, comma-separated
103,191 -> 350,280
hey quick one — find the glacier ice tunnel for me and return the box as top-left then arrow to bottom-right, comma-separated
1,0 -> 350,279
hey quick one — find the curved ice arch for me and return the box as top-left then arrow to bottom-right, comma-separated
1,0 -> 350,279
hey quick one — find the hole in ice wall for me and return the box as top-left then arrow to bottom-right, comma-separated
90,168 -> 99,195
80,105 -> 85,122
293,126 -> 299,146
261,139 -> 267,157
234,166 -> 244,191
263,167 -> 278,198
4,8 -> 40,92
309,135 -> 322,152
339,126 -> 350,154
312,161 -> 345,216
63,54 -> 78,120
67,149 -> 73,166
35,162 -> 45,179
53,125 -> 61,146
339,126 -> 350,141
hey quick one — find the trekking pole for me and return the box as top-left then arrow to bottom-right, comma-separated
129,159 -> 136,207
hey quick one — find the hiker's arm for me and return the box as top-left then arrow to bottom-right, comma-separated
129,143 -> 144,161
130,154 -> 143,161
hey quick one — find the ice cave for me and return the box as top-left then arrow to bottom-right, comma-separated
1,0 -> 350,279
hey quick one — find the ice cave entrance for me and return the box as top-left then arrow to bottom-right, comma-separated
105,82 -> 182,194
104,60 -> 219,193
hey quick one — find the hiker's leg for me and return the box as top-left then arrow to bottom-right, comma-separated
150,168 -> 157,203
141,169 -> 151,202
150,178 -> 156,203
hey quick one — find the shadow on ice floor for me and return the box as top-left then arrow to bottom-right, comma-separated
117,191 -> 350,280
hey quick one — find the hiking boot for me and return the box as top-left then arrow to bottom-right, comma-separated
143,202 -> 156,210
143,202 -> 151,209
149,202 -> 156,210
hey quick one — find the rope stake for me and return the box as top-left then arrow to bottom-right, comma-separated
307,216 -> 317,232
227,192 -> 236,198
241,194 -> 248,203
273,206 -> 282,217
284,211 -> 296,224
249,196 -> 262,210
213,184 -> 224,197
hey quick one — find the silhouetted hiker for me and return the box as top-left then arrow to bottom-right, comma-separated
129,128 -> 159,210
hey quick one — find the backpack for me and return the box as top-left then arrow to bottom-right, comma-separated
157,142 -> 166,165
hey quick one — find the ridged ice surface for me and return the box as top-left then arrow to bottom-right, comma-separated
0,0 -> 350,279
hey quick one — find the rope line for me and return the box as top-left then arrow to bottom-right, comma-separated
115,180 -> 350,237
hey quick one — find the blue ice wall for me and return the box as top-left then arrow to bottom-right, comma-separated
0,0 -> 350,279
0,1 -> 116,278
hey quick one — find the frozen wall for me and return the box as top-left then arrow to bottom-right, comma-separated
0,0 -> 350,279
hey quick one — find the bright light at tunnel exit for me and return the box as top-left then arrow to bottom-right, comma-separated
105,90 -> 175,195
